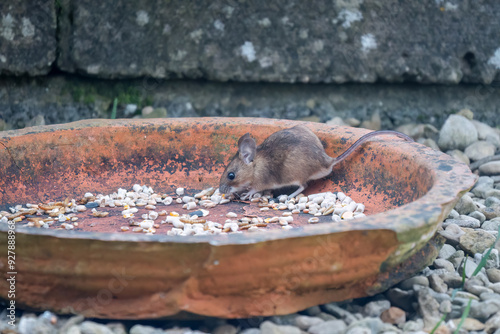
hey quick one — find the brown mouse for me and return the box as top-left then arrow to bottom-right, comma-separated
218,125 -> 413,199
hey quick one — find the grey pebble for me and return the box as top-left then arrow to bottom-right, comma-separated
455,195 -> 477,215
476,176 -> 495,188
304,305 -> 322,316
164,329 -> 206,334
448,209 -> 460,219
428,274 -> 448,293
422,267 -> 449,277
398,275 -> 429,290
486,133 -> 500,147
293,315 -> 324,330
448,250 -> 465,269
486,196 -> 500,207
308,320 -> 347,334
490,283 -> 500,294
433,258 -> 455,273
454,291 -> 480,301
38,311 -> 57,324
439,273 -> 463,289
424,287 -> 451,304
58,315 -> 85,334
260,321 -> 301,334
484,248 -> 500,269
439,223 -> 465,244
345,327 -> 371,334
439,299 -> 452,313
480,161 -> 500,176
465,276 -> 486,287
481,219 -> 500,231
480,206 -> 500,220
402,319 -> 424,332
465,279 -> 493,296
486,314 -> 500,334
487,268 -> 500,283
443,217 -> 480,228
322,303 -> 358,325
80,321 -> 114,334
416,288 -> 441,330
471,120 -> 500,142
346,317 -> 399,334
107,323 -> 127,334
469,299 -> 500,321
480,291 -> 500,300
438,114 -> 478,151
469,210 -> 486,223
422,138 -> 440,150
19,315 -> 53,334
459,256 -> 480,278
66,326 -> 81,334
438,244 -> 456,260
486,189 -> 500,199
213,324 -> 238,334
314,312 -> 336,322
269,314 -> 297,326
449,304 -> 467,319
465,141 -> 496,161
473,183 -> 494,199
240,329 -> 261,334
362,300 -> 390,317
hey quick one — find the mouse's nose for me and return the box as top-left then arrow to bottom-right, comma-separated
219,184 -> 230,195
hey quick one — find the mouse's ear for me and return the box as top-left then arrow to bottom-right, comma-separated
238,133 -> 256,164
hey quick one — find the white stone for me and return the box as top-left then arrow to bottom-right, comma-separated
479,162 -> 500,175
464,141 -> 496,161
438,115 -> 478,150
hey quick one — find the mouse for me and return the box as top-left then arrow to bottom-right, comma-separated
218,125 -> 414,199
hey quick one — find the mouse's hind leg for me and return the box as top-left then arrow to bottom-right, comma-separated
288,185 -> 306,199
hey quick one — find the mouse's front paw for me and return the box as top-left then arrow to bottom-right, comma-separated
240,189 -> 257,201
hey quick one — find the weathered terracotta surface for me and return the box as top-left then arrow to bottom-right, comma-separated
0,118 -> 476,319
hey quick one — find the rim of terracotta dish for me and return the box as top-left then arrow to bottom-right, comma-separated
0,117 -> 477,245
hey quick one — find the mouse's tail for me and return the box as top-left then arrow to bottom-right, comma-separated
331,130 -> 413,166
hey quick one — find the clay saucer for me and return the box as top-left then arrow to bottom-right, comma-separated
0,118 -> 476,319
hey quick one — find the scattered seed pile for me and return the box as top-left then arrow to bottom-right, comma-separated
0,185 -> 366,236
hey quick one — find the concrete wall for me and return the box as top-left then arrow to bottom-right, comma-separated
1,1 -> 500,129
4,0 -> 500,83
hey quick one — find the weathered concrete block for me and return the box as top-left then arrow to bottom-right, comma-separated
1,75 -> 499,130
0,1 -> 56,75
59,0 -> 500,83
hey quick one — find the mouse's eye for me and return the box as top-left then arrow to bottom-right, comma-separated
228,172 -> 235,180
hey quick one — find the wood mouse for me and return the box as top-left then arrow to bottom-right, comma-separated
218,125 -> 413,199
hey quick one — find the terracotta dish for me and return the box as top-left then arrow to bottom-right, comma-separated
0,118 -> 476,319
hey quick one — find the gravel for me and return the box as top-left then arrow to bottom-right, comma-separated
1,111 -> 499,334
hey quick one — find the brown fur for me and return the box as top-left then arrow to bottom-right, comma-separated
219,125 -> 333,196
219,125 -> 412,198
